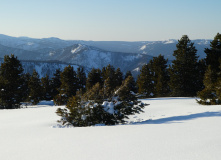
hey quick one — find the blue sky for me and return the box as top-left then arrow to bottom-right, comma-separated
0,0 -> 220,41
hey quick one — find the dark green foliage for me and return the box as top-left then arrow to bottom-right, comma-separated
149,54 -> 170,97
0,55 -> 24,109
121,75 -> 137,94
101,64 -> 115,81
41,74 -> 52,100
125,71 -> 138,93
28,69 -> 43,105
86,68 -> 102,90
117,76 -> 137,102
56,75 -> 147,127
197,66 -> 218,104
103,77 -> 113,100
196,59 -> 207,92
205,33 -> 221,74
101,64 -> 117,89
198,33 -> 221,105
114,68 -> 123,88
124,71 -> 133,80
76,67 -> 86,92
83,82 -> 103,103
137,64 -> 154,97
21,72 -> 31,102
54,65 -> 78,105
51,69 -> 61,99
56,96 -> 111,127
169,35 -> 200,97
216,63 -> 221,102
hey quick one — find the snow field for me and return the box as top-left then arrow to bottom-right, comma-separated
0,98 -> 221,160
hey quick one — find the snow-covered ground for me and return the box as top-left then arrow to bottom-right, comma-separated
0,98 -> 221,160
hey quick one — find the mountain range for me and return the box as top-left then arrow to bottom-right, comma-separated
0,34 -> 211,78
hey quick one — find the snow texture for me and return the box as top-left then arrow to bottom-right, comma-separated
0,97 -> 221,160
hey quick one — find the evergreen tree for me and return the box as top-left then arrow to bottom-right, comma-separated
0,55 -> 24,109
54,65 -> 78,105
82,82 -> 103,103
197,66 -> 218,104
149,54 -> 170,97
198,33 -> 221,105
41,74 -> 52,100
216,62 -> 221,102
56,76 -> 147,127
169,35 -> 199,97
102,64 -> 115,81
205,33 -> 221,74
196,59 -> 207,92
101,64 -> 115,87
86,68 -> 102,90
103,77 -> 113,100
76,67 -> 86,92
28,69 -> 42,105
137,64 -> 154,97
21,72 -> 31,102
51,69 -> 61,99
114,68 -> 123,88
124,71 -> 133,80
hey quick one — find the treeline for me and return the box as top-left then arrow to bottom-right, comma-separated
138,33 -> 221,105
0,33 -> 220,110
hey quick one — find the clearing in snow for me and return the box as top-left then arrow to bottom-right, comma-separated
0,98 -> 221,160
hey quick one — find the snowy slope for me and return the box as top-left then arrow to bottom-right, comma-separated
0,34 -> 211,77
0,98 -> 221,160
0,58 -> 84,78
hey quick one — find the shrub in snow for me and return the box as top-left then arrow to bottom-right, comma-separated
56,76 -> 148,127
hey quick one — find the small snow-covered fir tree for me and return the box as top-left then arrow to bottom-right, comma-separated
56,76 -> 147,127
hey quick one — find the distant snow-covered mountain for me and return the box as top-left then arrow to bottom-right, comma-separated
0,34 -> 211,77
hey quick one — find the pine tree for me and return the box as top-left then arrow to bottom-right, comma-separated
149,54 -> 170,97
82,82 -> 103,103
124,71 -> 133,80
197,66 -> 217,104
196,59 -> 207,92
86,68 -> 102,90
101,64 -> 115,87
51,69 -> 61,99
216,62 -> 221,102
0,55 -> 24,109
56,76 -> 147,127
169,35 -> 199,97
114,68 -> 123,88
103,77 -> 113,100
198,33 -> 221,105
101,64 -> 115,81
28,69 -> 42,105
76,67 -> 86,92
54,65 -> 78,105
21,72 -> 31,102
41,74 -> 52,100
137,64 -> 154,97
205,33 -> 221,74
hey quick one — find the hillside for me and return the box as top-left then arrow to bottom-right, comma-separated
0,98 -> 220,160
0,34 -> 211,77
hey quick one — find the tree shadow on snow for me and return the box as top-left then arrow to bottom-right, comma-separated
132,111 -> 221,125
140,97 -> 197,101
